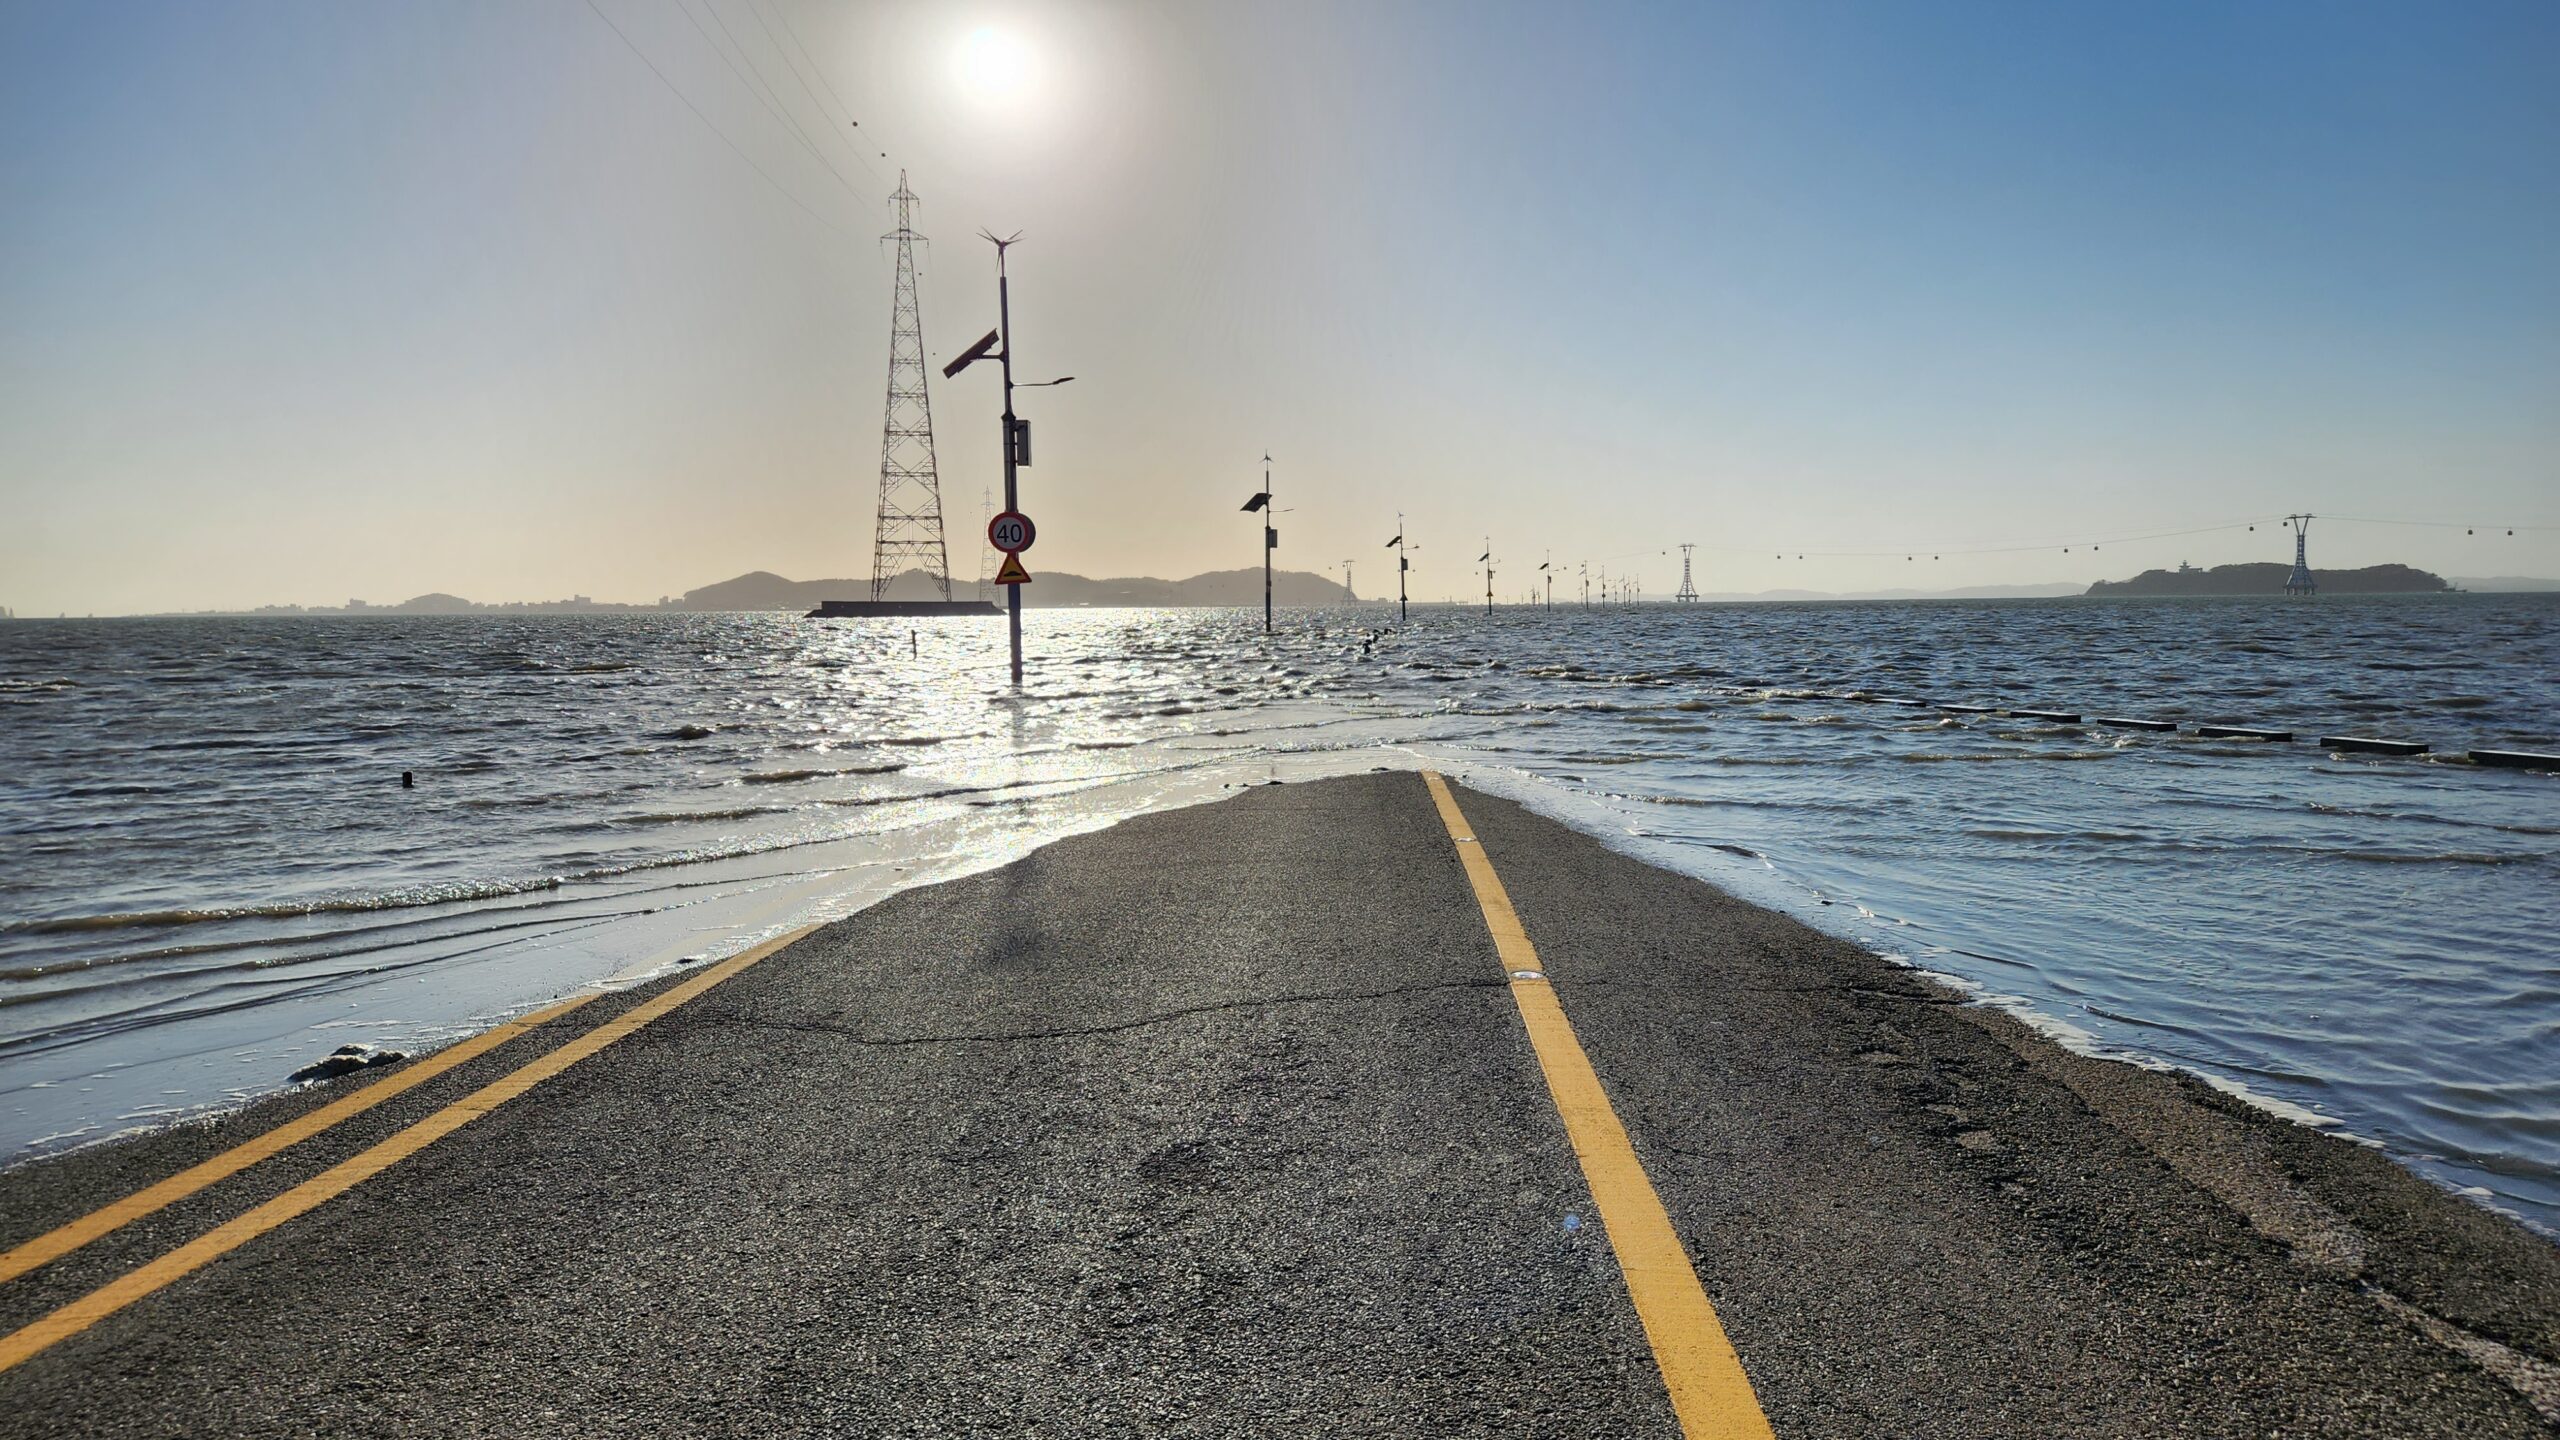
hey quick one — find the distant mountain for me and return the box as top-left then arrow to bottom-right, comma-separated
2086,563 -> 2449,597
679,567 -> 1357,610
2451,576 -> 2560,593
388,592 -> 479,614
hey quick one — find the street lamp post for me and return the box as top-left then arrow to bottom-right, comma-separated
1387,516 -> 1412,625
1240,454 -> 1275,634
943,232 -> 1073,687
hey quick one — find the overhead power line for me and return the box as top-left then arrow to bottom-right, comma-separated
579,0 -> 863,244
742,0 -> 890,189
759,0 -> 905,172
1734,517 -> 2285,561
1658,512 -> 2554,565
675,0 -> 875,206
2322,515 -> 2556,534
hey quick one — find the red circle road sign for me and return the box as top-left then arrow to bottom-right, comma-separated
988,511 -> 1036,554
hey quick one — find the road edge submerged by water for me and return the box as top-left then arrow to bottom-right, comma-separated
0,770 -> 2550,1434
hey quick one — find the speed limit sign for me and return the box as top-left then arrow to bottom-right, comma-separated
988,511 -> 1036,554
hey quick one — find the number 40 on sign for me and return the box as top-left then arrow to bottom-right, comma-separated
988,511 -> 1035,554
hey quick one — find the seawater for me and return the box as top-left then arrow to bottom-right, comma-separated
3,598 -> 2555,1229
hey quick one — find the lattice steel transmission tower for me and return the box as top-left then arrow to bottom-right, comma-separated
976,487 -> 995,601
1674,543 -> 1699,602
2283,513 -> 2316,596
871,173 -> 952,601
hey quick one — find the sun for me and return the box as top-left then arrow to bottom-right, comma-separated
955,26 -> 1035,106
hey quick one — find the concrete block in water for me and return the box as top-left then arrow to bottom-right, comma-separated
2009,709 -> 2081,723
2093,717 -> 2178,732
2470,749 -> 2560,772
2195,724 -> 2295,742
2320,736 -> 2428,757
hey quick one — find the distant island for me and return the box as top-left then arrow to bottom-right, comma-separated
2086,562 -> 2451,597
198,567 -> 1360,616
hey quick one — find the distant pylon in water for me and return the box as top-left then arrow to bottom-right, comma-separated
872,173 -> 952,602
977,487 -> 995,601
2284,514 -> 2316,596
1675,542 -> 1699,602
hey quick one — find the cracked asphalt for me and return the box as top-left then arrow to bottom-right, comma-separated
1,771 -> 2554,1436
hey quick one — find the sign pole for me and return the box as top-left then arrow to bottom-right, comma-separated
1262,453 -> 1274,635
1397,513 -> 1408,625
995,246 -> 1023,686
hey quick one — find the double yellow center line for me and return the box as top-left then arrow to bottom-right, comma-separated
9,778 -> 1765,1438
0,925 -> 817,1374
1422,771 -> 1775,1440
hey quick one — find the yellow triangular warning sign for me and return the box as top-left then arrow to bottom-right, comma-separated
993,553 -> 1032,585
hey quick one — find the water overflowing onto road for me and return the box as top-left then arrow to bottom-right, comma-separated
2,597 -> 2554,1228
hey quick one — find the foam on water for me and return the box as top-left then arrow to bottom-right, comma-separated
1,598 -> 2555,1231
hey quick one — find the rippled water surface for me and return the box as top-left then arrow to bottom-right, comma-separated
3,598 -> 2555,1228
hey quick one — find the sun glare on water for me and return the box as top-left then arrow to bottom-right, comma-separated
956,26 -> 1036,107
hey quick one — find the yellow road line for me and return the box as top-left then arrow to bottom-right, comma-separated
0,924 -> 820,1375
1421,771 -> 1774,1440
0,991 -> 602,1289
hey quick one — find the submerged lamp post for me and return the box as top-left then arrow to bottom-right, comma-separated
1386,517 -> 1414,624
1241,453 -> 1275,634
944,232 -> 1071,686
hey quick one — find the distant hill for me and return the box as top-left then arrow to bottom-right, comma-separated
2086,563 -> 2450,597
679,567 -> 1357,610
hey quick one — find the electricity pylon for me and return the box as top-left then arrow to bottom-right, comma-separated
1675,543 -> 1699,602
2284,514 -> 2316,596
871,173 -> 952,601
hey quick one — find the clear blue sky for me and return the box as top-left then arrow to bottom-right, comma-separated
2,0 -> 2554,611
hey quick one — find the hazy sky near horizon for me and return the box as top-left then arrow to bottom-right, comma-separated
3,0 -> 2555,613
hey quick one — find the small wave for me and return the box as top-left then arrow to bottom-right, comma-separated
740,764 -> 906,784
2323,848 -> 2520,867
665,725 -> 716,741
617,805 -> 790,825
1965,826 -> 2150,842
1900,750 -> 2116,763
7,878 -> 570,935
